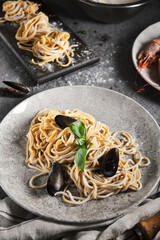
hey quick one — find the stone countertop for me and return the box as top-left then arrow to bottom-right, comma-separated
0,0 -> 160,198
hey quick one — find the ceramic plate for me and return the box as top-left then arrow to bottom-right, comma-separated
0,86 -> 160,223
132,22 -> 160,91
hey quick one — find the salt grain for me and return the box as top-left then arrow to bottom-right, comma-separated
49,22 -> 63,32
41,63 -> 54,72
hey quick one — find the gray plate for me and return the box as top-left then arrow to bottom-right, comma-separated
0,86 -> 160,223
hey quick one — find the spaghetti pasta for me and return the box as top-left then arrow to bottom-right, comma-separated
26,109 -> 150,205
0,0 -> 76,67
0,0 -> 39,23
16,12 -> 50,51
32,30 -> 74,66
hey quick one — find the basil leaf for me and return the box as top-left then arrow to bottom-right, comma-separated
70,120 -> 88,171
77,138 -> 86,146
75,144 -> 87,171
70,120 -> 86,139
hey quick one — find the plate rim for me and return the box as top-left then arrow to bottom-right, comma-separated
0,85 -> 160,223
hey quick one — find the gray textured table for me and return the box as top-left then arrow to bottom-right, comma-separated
0,0 -> 160,199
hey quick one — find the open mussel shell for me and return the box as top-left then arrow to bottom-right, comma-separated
5,88 -> 28,97
47,161 -> 64,196
3,81 -> 30,96
55,115 -> 76,129
100,148 -> 119,177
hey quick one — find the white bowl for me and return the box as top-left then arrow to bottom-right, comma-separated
132,22 -> 160,91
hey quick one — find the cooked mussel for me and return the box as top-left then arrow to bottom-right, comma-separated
100,148 -> 119,177
55,115 -> 76,129
47,161 -> 64,196
3,80 -> 30,96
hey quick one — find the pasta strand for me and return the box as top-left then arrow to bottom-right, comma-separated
26,109 -> 150,204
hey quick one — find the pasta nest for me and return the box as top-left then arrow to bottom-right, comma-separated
16,12 -> 50,50
32,30 -> 74,66
0,0 -> 39,23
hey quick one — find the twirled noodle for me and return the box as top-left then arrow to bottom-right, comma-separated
31,30 -> 74,66
0,0 -> 39,23
26,109 -> 150,205
16,12 -> 50,51
0,0 -> 76,68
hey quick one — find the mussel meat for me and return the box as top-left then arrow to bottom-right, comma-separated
55,115 -> 76,129
100,148 -> 119,177
47,161 -> 64,196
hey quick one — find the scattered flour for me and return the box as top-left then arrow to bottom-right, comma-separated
41,62 -> 54,72
49,22 -> 63,32
89,0 -> 140,4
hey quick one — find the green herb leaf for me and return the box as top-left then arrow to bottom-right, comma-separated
75,144 -> 87,171
70,120 -> 86,139
77,138 -> 86,146
70,120 -> 88,171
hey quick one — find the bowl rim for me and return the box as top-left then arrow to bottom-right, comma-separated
76,0 -> 152,8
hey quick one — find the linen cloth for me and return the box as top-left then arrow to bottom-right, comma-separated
0,196 -> 160,240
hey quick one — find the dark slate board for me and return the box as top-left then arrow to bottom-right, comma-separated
0,0 -> 99,84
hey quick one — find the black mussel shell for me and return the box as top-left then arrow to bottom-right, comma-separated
100,148 -> 119,177
47,161 -> 64,196
55,115 -> 76,129
3,81 -> 30,94
5,88 -> 28,97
